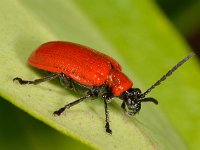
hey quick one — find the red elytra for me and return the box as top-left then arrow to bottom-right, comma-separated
28,41 -> 132,96
13,41 -> 194,134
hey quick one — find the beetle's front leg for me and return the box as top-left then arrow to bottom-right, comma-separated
121,101 -> 127,112
102,93 -> 113,134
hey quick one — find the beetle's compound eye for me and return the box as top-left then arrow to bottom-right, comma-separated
120,88 -> 142,100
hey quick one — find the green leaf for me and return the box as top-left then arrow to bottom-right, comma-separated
0,0 -> 199,149
0,97 -> 92,150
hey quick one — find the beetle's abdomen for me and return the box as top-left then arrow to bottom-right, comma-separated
106,69 -> 133,96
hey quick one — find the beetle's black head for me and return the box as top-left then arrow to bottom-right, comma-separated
119,88 -> 158,115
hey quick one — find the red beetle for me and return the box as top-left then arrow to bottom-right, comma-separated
13,41 -> 194,134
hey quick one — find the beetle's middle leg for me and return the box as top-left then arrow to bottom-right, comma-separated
53,86 -> 100,115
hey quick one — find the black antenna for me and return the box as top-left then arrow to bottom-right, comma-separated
141,52 -> 195,97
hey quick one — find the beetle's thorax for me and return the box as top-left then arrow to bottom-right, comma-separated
106,69 -> 133,96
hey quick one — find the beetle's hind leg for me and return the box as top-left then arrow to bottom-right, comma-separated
13,73 -> 62,85
59,73 -> 74,89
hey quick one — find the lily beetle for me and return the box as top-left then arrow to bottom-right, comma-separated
13,41 -> 194,134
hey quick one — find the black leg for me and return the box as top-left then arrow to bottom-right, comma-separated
59,73 -> 74,89
103,99 -> 112,134
121,101 -> 128,113
13,73 -> 61,85
54,86 -> 100,115
53,94 -> 93,115
102,93 -> 113,134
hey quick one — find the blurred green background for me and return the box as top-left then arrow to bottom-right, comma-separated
157,0 -> 200,51
1,0 -> 200,150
